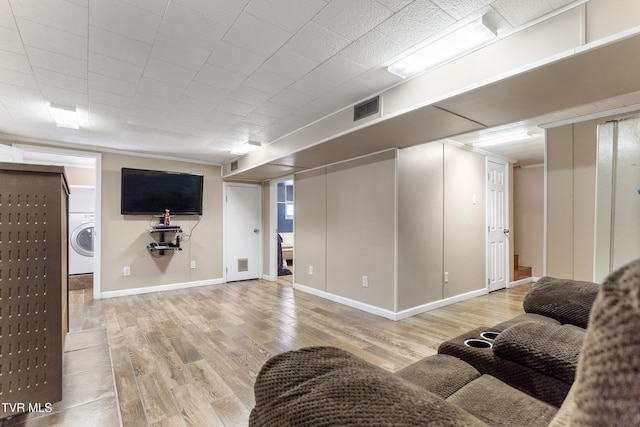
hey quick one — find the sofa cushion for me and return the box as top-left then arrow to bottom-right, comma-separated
569,258 -> 640,425
523,277 -> 598,328
448,375 -> 557,427
395,354 -> 481,398
249,346 -> 487,426
493,322 -> 585,384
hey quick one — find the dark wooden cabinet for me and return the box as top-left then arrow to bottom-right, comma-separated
0,162 -> 69,418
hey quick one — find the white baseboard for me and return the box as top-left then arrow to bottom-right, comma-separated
395,288 -> 488,320
508,276 -> 540,288
99,278 -> 225,299
293,284 -> 488,321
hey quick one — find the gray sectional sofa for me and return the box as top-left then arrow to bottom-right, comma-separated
249,259 -> 640,426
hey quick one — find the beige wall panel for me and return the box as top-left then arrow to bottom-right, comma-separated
586,0 -> 640,42
514,166 -> 544,277
546,126 -> 575,278
443,145 -> 486,298
397,143 -> 444,310
294,168 -> 327,291
101,153 -> 222,293
572,122 -> 598,280
326,151 -> 396,311
64,166 -> 95,186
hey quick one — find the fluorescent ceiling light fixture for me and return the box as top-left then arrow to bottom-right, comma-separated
230,140 -> 261,155
388,16 -> 497,79
49,103 -> 79,129
473,127 -> 533,148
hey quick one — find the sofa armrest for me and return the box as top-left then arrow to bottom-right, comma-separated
493,322 -> 585,384
523,277 -> 599,328
250,346 -> 486,426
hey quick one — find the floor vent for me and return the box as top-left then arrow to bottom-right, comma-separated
353,96 -> 380,121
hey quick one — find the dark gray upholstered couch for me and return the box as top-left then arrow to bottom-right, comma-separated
250,260 -> 640,426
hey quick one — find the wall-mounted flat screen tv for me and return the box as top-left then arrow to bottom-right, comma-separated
121,168 -> 204,216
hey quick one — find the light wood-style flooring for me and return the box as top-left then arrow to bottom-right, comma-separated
6,275 -> 532,426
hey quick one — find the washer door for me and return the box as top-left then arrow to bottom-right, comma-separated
71,222 -> 94,257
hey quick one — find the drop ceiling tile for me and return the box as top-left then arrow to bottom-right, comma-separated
195,63 -> 246,89
207,41 -> 266,76
158,2 -> 228,50
88,52 -> 144,83
269,88 -> 315,109
310,54 -> 368,85
143,58 -> 197,87
183,81 -> 230,103
33,67 -> 87,94
173,0 -> 250,26
40,84 -> 88,107
289,73 -> 339,97
0,50 -> 31,74
150,33 -> 212,71
90,0 -> 161,44
223,12 -> 292,57
16,18 -> 87,59
254,101 -> 293,119
215,98 -> 256,116
491,0 -> 577,27
88,88 -> 133,108
313,0 -> 393,41
173,96 -> 217,115
1,97 -> 51,122
243,111 -> 277,127
376,0 -> 454,50
88,72 -> 136,97
120,0 -> 169,16
206,109 -> 244,125
0,82 -> 42,101
89,26 -> 151,67
227,85 -> 273,106
431,0 -> 493,20
284,21 -> 350,63
0,27 -> 23,54
0,68 -> 38,90
137,77 -> 185,101
339,29 -> 402,68
243,69 -> 293,95
26,46 -> 87,78
0,0 -> 16,30
377,0 -> 413,12
245,0 -> 327,32
261,49 -> 318,81
11,0 -> 88,37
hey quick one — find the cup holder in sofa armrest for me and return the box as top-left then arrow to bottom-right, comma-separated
493,321 -> 585,384
480,331 -> 499,341
464,339 -> 493,349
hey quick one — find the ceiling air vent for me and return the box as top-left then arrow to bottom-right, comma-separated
353,96 -> 380,121
230,160 -> 238,171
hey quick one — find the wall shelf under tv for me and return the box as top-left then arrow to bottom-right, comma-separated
147,227 -> 183,256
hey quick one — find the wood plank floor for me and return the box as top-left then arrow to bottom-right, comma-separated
52,277 -> 532,426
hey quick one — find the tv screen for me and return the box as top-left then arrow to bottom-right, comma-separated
121,168 -> 204,216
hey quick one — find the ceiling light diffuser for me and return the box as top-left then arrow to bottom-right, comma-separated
49,103 -> 79,129
388,16 -> 497,79
230,140 -> 261,155
473,127 -> 533,147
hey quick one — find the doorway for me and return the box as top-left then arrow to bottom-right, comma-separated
269,176 -> 294,282
224,183 -> 262,282
487,158 -> 509,291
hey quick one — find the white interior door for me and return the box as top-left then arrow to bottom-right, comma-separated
225,183 -> 261,282
487,159 -> 509,291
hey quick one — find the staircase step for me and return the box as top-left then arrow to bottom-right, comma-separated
514,265 -> 532,281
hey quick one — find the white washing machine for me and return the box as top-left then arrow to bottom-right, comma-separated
68,186 -> 95,275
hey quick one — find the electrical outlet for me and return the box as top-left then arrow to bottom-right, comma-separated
190,260 -> 196,269
362,275 -> 368,287
308,265 -> 313,275
123,266 -> 131,276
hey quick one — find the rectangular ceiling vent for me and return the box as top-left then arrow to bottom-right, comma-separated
230,160 -> 239,171
353,96 -> 380,121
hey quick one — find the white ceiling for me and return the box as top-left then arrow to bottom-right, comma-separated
0,0 -> 580,164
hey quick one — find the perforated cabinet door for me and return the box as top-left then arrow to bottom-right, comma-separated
0,167 -> 65,418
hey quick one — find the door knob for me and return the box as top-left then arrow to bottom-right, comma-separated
503,229 -> 510,235
253,228 -> 260,233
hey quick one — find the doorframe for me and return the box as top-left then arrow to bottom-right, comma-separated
267,175 -> 294,281
223,182 -> 263,282
485,157 -> 510,291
